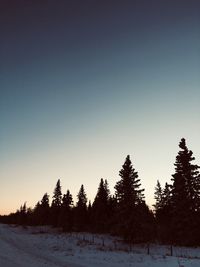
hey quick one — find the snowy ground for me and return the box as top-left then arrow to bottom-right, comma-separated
0,224 -> 200,267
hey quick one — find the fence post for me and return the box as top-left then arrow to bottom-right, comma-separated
170,244 -> 173,256
92,234 -> 94,244
84,234 -> 85,241
147,243 -> 150,255
114,240 -> 117,250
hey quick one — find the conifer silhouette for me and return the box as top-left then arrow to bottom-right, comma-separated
51,179 -> 62,227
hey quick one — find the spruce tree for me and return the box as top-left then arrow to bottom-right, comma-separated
77,184 -> 87,207
171,138 -> 200,245
153,180 -> 163,212
59,190 -> 73,231
51,179 -> 62,227
162,182 -> 171,208
40,193 -> 50,225
114,155 -> 146,242
87,200 -> 92,231
33,201 -> 41,225
41,193 -> 50,209
19,202 -> 27,225
154,181 -> 172,243
115,155 -> 144,207
32,193 -> 50,225
92,178 -> 110,233
75,184 -> 88,231
135,201 -> 155,243
52,179 -> 62,208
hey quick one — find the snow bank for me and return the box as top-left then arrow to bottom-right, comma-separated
0,224 -> 200,267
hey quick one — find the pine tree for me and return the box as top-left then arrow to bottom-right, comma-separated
114,155 -> 146,242
19,202 -> 27,225
74,184 -> 88,231
32,201 -> 41,225
40,193 -> 50,225
171,138 -> 200,245
77,184 -> 87,207
52,179 -> 62,208
41,193 -> 50,208
107,195 -> 118,234
59,190 -> 73,231
134,201 -> 155,243
154,181 -> 172,243
162,182 -> 171,207
87,200 -> 92,231
153,180 -> 163,212
33,193 -> 50,225
62,190 -> 73,209
115,155 -> 144,207
51,179 -> 62,227
92,178 -> 110,233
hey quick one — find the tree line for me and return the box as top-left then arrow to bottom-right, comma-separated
1,138 -> 200,246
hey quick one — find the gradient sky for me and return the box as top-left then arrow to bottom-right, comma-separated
0,1 -> 200,215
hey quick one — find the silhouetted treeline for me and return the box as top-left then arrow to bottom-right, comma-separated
0,156 -> 155,243
1,138 -> 200,246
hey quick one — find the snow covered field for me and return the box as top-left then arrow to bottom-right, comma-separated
0,224 -> 200,267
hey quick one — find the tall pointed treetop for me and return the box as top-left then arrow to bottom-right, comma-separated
115,155 -> 144,206
52,179 -> 62,208
77,184 -> 87,208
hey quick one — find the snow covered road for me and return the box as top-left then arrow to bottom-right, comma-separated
0,224 -> 200,267
0,224 -> 82,267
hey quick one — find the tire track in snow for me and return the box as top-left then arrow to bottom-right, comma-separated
0,224 -> 83,267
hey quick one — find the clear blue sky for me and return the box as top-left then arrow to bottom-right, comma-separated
0,0 -> 200,214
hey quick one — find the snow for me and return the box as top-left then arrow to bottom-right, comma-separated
0,224 -> 200,267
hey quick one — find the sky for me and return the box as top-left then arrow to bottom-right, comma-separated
0,0 -> 200,215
